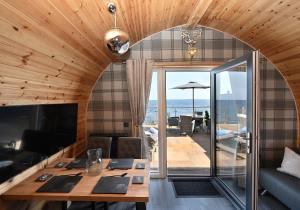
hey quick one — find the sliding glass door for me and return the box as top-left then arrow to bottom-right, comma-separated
145,70 -> 167,178
165,71 -> 211,176
211,52 -> 259,210
145,68 -> 212,178
147,53 -> 259,209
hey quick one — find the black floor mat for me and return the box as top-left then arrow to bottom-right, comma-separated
172,179 -> 221,197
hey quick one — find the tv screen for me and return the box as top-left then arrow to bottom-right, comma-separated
0,103 -> 78,183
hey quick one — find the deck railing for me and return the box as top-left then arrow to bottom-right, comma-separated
144,106 -> 210,125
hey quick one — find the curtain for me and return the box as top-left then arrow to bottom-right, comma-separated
126,59 -> 153,136
126,59 -> 153,158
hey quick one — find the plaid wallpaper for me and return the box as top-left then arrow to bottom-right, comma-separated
130,27 -> 250,61
259,57 -> 297,167
87,63 -> 131,134
87,26 -> 297,164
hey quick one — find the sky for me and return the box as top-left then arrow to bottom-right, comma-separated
149,71 -> 211,100
149,70 -> 246,100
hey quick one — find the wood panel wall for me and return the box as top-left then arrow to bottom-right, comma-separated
1,0 -> 298,159
0,0 -> 299,209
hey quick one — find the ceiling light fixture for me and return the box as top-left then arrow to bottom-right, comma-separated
104,2 -> 130,55
181,27 -> 202,59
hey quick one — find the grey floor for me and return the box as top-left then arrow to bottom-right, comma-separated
69,176 -> 290,210
258,193 -> 289,210
69,178 -> 236,210
99,179 -> 235,210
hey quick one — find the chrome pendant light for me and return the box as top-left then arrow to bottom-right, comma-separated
104,2 -> 130,55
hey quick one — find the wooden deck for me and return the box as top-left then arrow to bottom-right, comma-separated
150,132 -> 245,176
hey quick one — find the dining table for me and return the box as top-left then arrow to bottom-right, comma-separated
1,158 -> 150,210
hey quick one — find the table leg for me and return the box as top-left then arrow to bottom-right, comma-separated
61,201 -> 68,210
91,202 -> 96,210
104,202 -> 108,210
136,202 -> 146,210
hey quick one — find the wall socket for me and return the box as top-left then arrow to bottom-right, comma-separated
123,122 -> 129,128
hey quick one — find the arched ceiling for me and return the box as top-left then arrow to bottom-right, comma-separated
0,0 -> 299,128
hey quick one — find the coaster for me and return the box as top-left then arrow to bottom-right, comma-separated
135,163 -> 145,169
35,174 -> 53,182
55,162 -> 68,168
132,176 -> 144,184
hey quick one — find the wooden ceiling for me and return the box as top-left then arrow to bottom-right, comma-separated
0,0 -> 299,126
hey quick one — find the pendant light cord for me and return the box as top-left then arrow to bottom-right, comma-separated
114,12 -> 117,28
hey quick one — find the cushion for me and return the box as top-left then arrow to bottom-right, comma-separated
149,127 -> 158,134
277,147 -> 300,179
216,129 -> 233,136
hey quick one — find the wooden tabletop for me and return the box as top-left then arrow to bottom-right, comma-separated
1,158 -> 149,203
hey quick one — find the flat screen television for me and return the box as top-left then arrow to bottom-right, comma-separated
0,103 -> 78,183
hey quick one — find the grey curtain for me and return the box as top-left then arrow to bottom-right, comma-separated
126,59 -> 153,158
126,59 -> 153,136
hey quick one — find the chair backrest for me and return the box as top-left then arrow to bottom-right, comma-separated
179,115 -> 193,135
195,111 -> 203,116
180,115 -> 193,123
117,137 -> 142,159
168,117 -> 179,127
87,136 -> 112,158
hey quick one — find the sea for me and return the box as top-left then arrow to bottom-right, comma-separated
144,99 -> 246,124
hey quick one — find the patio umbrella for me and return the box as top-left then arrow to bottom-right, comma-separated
172,81 -> 210,116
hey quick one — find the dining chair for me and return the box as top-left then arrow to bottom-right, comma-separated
68,201 -> 108,210
69,136 -> 112,210
87,136 -> 112,158
117,137 -> 142,159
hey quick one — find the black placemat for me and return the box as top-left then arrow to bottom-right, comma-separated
36,175 -> 82,193
66,159 -> 87,169
107,159 -> 134,169
92,176 -> 130,194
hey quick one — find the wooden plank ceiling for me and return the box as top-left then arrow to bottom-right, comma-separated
0,0 -> 299,138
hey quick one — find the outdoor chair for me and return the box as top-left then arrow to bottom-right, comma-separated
195,111 -> 203,117
179,115 -> 194,136
146,128 -> 158,161
168,117 -> 179,127
194,117 -> 204,132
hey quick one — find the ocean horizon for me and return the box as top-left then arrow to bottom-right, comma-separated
145,99 -> 246,124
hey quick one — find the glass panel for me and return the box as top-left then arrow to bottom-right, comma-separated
215,63 -> 247,204
144,72 -> 159,173
165,71 -> 211,176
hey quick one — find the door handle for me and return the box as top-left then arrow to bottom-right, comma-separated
246,132 -> 252,154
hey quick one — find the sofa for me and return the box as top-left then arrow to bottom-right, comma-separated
260,168 -> 300,210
